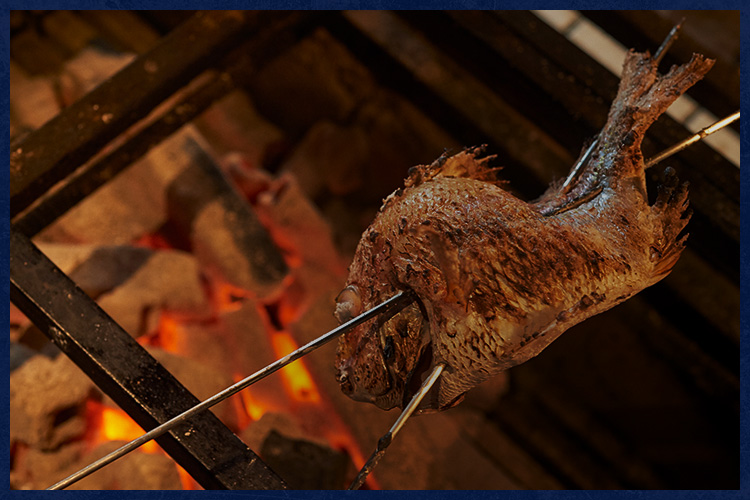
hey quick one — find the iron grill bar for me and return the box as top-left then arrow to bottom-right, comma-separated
10,228 -> 287,489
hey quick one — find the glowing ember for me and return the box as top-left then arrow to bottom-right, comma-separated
176,464 -> 200,490
210,281 -> 253,314
86,400 -> 159,454
270,332 -> 321,404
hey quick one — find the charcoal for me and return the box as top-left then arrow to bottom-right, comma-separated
36,128 -> 207,246
95,248 -> 211,338
354,90 -> 459,204
40,11 -> 98,54
145,346 -> 240,431
36,242 -> 152,299
10,354 -> 94,450
261,430 -> 349,490
166,135 -> 288,299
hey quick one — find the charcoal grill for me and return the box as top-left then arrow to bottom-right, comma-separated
9,10 -> 740,489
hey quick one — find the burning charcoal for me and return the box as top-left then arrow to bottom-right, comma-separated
145,346 -> 241,431
95,248 -> 211,338
37,242 -> 152,299
260,430 -> 349,490
254,173 -> 348,320
10,354 -> 94,450
194,89 -> 285,168
279,121 -> 368,200
166,136 -> 288,299
250,28 -> 376,137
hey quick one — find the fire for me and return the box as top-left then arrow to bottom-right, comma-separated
270,332 -> 321,404
149,312 -> 183,353
86,400 -> 159,454
233,373 -> 282,423
211,280 -> 253,314
175,464 -> 200,490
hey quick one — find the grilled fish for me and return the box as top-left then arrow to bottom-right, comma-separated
334,48 -> 714,412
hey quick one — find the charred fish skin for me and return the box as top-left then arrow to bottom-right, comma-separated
334,48 -> 714,412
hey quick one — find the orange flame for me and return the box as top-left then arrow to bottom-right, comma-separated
153,312 -> 183,353
233,373 -> 280,423
86,400 -> 159,454
211,281 -> 253,314
270,332 -> 321,404
175,464 -> 200,490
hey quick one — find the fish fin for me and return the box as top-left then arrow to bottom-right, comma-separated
533,50 -> 713,216
649,167 -> 691,279
406,146 -> 504,188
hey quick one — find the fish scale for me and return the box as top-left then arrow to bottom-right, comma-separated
334,47 -> 713,412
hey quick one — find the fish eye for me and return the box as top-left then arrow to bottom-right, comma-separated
334,285 -> 363,323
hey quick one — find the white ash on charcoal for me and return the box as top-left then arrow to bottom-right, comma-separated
10,342 -> 39,373
35,129 -> 200,246
10,354 -> 94,451
37,242 -> 152,299
165,135 -> 288,300
36,241 -> 212,338
250,28 -> 377,137
193,89 -> 286,169
253,171 -> 348,281
94,248 -> 212,338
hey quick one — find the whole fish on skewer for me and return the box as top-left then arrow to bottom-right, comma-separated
334,45 -> 715,412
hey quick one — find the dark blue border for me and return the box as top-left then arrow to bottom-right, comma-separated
2,2 -> 746,499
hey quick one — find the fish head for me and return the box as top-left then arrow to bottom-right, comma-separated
334,284 -> 432,410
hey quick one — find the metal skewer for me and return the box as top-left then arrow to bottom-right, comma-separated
48,290 -> 416,490
348,363 -> 445,490
645,110 -> 740,168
